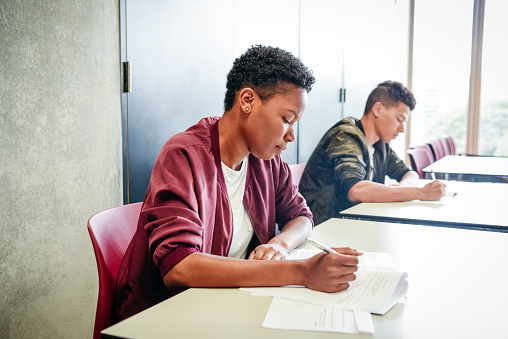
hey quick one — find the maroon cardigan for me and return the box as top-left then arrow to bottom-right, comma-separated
115,117 -> 312,321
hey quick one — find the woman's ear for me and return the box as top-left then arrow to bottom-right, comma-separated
239,88 -> 255,114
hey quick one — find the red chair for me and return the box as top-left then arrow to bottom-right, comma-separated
443,136 -> 456,155
440,137 -> 451,155
426,139 -> 446,161
410,145 -> 434,164
407,148 -> 433,179
288,163 -> 306,188
87,202 -> 142,339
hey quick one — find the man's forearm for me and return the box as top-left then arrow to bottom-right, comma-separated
347,180 -> 423,203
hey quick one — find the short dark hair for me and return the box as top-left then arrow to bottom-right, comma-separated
364,81 -> 416,115
224,45 -> 315,111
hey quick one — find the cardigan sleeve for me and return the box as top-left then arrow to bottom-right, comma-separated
142,143 -> 210,277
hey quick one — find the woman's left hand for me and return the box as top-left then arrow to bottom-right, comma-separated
248,243 -> 288,260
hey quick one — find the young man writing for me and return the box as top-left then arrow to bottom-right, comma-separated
299,81 -> 445,225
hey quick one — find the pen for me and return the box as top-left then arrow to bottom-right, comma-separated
306,238 -> 338,254
430,170 -> 436,181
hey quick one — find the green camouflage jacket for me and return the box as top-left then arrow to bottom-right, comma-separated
299,117 -> 409,225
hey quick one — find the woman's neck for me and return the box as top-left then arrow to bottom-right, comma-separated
218,111 -> 249,170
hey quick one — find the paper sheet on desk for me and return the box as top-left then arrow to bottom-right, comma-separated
243,270 -> 407,315
262,298 -> 374,335
242,250 -> 408,315
416,180 -> 458,204
411,190 -> 458,205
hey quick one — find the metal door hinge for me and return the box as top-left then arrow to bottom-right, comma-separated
339,88 -> 346,103
123,61 -> 132,93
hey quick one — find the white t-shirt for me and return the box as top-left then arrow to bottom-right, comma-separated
222,158 -> 254,259
368,145 -> 375,181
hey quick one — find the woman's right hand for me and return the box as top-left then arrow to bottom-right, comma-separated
301,247 -> 363,293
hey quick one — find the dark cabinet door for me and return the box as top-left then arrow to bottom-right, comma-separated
120,0 -> 409,203
121,0 -> 234,202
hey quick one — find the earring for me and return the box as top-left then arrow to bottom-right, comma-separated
245,107 -> 250,112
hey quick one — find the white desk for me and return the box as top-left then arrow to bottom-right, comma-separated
422,155 -> 508,183
340,180 -> 508,231
101,219 -> 508,339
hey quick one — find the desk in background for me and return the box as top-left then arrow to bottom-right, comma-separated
422,155 -> 508,183
101,218 -> 508,339
340,180 -> 508,231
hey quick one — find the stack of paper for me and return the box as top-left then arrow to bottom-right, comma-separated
241,250 -> 408,335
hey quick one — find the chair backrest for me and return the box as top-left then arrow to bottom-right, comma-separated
410,144 -> 434,164
443,136 -> 456,155
426,139 -> 446,161
407,148 -> 433,179
87,202 -> 142,339
440,137 -> 451,155
288,163 -> 306,188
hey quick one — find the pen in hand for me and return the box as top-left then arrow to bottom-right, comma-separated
430,170 -> 437,181
306,238 -> 338,254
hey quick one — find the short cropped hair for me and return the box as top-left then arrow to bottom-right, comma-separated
224,45 -> 315,111
364,81 -> 416,115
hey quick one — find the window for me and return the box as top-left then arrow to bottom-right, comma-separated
478,0 -> 508,156
410,0 -> 474,154
410,0 -> 505,157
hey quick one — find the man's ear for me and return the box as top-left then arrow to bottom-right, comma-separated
239,88 -> 255,114
372,102 -> 383,118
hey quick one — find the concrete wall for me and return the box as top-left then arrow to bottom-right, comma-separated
0,1 -> 122,338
